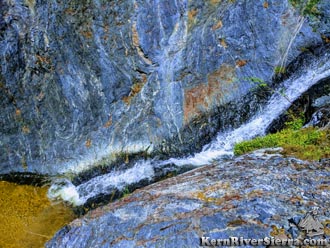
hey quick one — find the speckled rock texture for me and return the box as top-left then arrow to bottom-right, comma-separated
1,0 -> 330,175
47,149 -> 330,247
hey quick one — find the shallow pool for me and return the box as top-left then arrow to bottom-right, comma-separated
0,181 -> 76,248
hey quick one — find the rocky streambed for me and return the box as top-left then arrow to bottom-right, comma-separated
47,149 -> 330,247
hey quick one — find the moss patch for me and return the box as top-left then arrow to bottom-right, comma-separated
289,0 -> 320,17
0,181 -> 76,248
234,127 -> 330,161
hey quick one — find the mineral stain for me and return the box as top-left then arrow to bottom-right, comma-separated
0,181 -> 76,248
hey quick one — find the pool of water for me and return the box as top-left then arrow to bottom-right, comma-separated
0,181 -> 76,248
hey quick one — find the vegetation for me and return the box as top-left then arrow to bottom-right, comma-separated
122,186 -> 130,197
234,124 -> 330,161
274,66 -> 286,75
289,0 -> 320,17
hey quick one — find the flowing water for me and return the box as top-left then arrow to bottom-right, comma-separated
48,51 -> 330,207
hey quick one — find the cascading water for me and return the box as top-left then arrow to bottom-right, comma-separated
48,51 -> 330,207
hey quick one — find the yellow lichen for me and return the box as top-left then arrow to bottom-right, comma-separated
0,181 -> 75,248
190,182 -> 237,205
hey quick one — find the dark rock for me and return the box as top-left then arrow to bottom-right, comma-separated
1,0 -> 330,177
305,107 -> 330,128
46,149 -> 330,247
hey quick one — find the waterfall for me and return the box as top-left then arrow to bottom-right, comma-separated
48,51 -> 330,207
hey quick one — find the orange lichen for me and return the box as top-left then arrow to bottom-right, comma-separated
15,109 -> 21,117
122,82 -> 145,105
183,64 -> 236,123
85,138 -> 92,148
227,218 -> 248,227
131,22 -> 153,65
263,1 -> 269,8
103,117 -> 112,128
22,126 -> 30,134
210,0 -> 222,5
212,20 -> 223,30
132,23 -> 139,48
36,55 -> 50,65
0,181 -> 75,248
188,9 -> 198,22
80,30 -> 93,39
318,184 -> 330,190
235,59 -> 247,67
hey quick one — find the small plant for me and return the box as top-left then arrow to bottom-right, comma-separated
122,186 -> 130,197
284,110 -> 305,130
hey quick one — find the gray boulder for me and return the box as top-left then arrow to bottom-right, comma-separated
47,149 -> 330,247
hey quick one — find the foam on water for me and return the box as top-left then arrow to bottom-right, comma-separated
48,160 -> 155,206
48,52 -> 330,206
76,160 -> 154,204
47,178 -> 84,206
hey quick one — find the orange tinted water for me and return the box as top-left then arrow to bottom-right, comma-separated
0,181 -> 76,248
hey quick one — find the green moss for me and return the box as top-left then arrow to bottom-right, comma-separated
274,66 -> 286,75
234,127 -> 330,161
122,186 -> 131,198
289,0 -> 320,17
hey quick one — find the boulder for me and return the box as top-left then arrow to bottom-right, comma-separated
47,149 -> 330,247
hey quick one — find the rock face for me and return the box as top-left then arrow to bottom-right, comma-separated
47,149 -> 330,247
1,0 -> 330,175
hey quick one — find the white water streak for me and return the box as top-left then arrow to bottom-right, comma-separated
166,56 -> 330,166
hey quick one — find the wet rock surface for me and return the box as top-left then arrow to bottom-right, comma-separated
1,0 -> 330,176
47,149 -> 330,247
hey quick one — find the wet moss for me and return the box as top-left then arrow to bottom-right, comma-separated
0,181 -> 76,248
